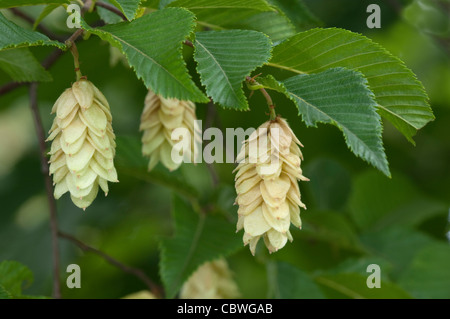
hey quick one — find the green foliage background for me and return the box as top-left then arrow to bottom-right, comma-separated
0,0 -> 449,298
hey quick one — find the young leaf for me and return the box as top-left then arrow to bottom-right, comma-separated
282,68 -> 390,177
0,261 -> 33,297
194,30 -> 272,109
269,28 -> 434,144
82,8 -> 208,102
160,195 -> 242,298
0,12 -> 64,50
0,0 -> 68,8
0,48 -> 52,82
269,261 -> 325,299
109,0 -> 142,21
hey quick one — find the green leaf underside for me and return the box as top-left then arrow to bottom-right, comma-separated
160,195 -> 242,298
281,68 -> 390,176
0,0 -> 68,8
315,273 -> 412,299
194,30 -> 272,109
0,12 -> 64,50
0,261 -> 33,297
0,48 -> 52,82
272,262 -> 325,299
109,0 -> 142,21
83,8 -> 208,102
269,28 -> 434,144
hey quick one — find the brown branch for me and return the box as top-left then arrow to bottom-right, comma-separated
58,231 -> 164,298
0,28 -> 84,96
9,8 -> 66,42
204,101 -> 219,186
29,82 -> 61,299
96,1 -> 127,20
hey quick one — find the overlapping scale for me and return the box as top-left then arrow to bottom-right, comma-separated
140,89 -> 200,171
234,117 -> 309,255
47,79 -> 118,210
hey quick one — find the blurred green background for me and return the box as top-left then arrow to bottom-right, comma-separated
0,0 -> 449,298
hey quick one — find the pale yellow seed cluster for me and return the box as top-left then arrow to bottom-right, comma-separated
234,117 -> 308,255
47,79 -> 118,210
140,89 -> 200,171
180,259 -> 240,299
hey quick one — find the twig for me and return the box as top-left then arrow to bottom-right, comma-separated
0,28 -> 84,97
96,1 -> 127,20
9,8 -> 66,42
29,82 -> 61,299
245,76 -> 276,120
204,101 -> 219,186
58,231 -> 164,298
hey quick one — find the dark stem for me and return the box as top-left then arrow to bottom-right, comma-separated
0,28 -> 84,96
58,231 -> 163,298
204,101 -> 219,186
96,1 -> 127,20
245,76 -> 276,120
29,82 -> 61,299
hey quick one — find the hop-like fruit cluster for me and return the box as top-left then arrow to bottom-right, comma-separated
180,259 -> 240,299
140,90 -> 200,171
47,79 -> 118,210
234,117 -> 308,255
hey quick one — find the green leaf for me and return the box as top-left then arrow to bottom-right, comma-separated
282,68 -> 390,176
0,261 -> 33,297
0,0 -> 68,8
169,0 -> 297,43
83,8 -> 208,102
0,48 -> 52,82
302,211 -> 363,252
315,273 -> 412,299
109,0 -> 142,21
229,10 -> 296,43
398,243 -> 450,298
169,0 -> 286,40
267,0 -> 322,30
168,0 -> 273,11
0,285 -> 12,299
0,12 -> 64,50
349,170 -> 447,230
360,226 -> 435,279
33,4 -> 61,30
194,30 -> 272,109
115,136 -> 199,200
304,158 -> 351,210
269,28 -> 434,144
268,261 -> 325,299
160,195 -> 243,298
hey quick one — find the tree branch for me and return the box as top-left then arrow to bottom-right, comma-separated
96,1 -> 127,20
9,8 -> 66,42
29,82 -> 61,299
58,231 -> 164,298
